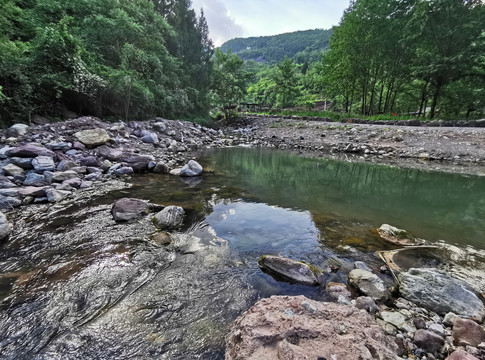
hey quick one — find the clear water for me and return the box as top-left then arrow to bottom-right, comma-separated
1,147 -> 484,359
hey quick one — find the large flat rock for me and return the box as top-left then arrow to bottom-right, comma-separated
399,268 -> 485,319
225,295 -> 398,360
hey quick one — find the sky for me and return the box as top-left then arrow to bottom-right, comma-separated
191,0 -> 351,46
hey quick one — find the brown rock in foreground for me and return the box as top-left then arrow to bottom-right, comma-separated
225,295 -> 398,360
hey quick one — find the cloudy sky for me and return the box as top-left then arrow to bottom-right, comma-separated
191,0 -> 351,46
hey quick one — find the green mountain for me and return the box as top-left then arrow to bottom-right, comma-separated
219,28 -> 333,64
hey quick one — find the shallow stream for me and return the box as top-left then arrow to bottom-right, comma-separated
1,148 -> 485,359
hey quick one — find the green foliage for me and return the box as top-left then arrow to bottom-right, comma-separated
219,29 -> 332,64
315,0 -> 485,119
0,0 -> 213,124
210,49 -> 250,122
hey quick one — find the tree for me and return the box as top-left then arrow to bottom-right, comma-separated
210,49 -> 249,121
272,57 -> 300,108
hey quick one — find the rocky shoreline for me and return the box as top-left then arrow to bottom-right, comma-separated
1,116 -> 485,360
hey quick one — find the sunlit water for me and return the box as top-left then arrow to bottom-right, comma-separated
1,147 -> 485,359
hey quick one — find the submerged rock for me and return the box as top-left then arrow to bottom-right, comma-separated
153,206 -> 184,229
74,128 -> 110,147
377,224 -> 416,246
258,255 -> 320,286
111,198 -> 150,222
0,211 -> 12,240
399,268 -> 485,319
180,160 -> 203,177
348,269 -> 389,302
225,295 -> 398,360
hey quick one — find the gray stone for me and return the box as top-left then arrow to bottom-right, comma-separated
153,161 -> 170,174
169,168 -> 182,176
414,329 -> 445,353
32,156 -> 55,172
85,173 -> 101,181
18,186 -> 49,197
443,312 -> 460,327
7,144 -> 55,158
153,122 -> 166,133
45,142 -> 71,151
0,211 -> 12,240
180,160 -> 203,177
380,311 -> 415,333
80,181 -> 93,188
111,198 -> 150,222
122,154 -> 154,172
79,156 -> 101,167
0,176 -> 17,189
9,123 -> 29,136
115,167 -> 134,176
23,173 -> 47,186
2,163 -> 25,177
354,261 -> 373,272
61,178 -> 82,188
141,133 -> 159,144
153,205 -> 185,230
45,188 -> 64,203
74,128 -> 110,147
70,166 -> 87,174
429,323 -> 445,336
56,160 -> 78,171
0,195 -> 22,209
377,223 -> 416,246
44,170 -> 79,183
413,317 -> 427,330
399,268 -> 485,319
96,146 -> 125,161
0,189 -> 19,197
354,296 -> 379,314
348,269 -> 389,302
10,157 -> 34,169
258,255 -> 320,286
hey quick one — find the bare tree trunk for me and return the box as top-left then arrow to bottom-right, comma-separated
430,82 -> 442,119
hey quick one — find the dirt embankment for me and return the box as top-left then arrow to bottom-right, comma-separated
237,117 -> 485,175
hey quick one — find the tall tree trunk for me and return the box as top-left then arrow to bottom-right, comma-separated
418,80 -> 429,118
377,82 -> 385,114
430,82 -> 442,119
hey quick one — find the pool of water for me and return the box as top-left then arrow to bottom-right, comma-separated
1,147 -> 484,359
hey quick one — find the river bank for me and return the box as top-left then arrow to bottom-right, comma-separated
0,116 -> 484,359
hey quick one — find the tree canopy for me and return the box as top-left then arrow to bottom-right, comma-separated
0,0 -> 213,124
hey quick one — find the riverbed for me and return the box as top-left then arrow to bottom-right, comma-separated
1,147 -> 485,359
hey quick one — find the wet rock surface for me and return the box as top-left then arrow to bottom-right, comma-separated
257,255 -> 320,286
225,295 -> 399,360
399,268 -> 485,319
111,197 -> 150,222
1,116 -> 485,360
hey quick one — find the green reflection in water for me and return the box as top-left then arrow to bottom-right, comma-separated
199,148 -> 485,249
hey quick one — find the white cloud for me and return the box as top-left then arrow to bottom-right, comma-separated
191,0 -> 350,46
191,0 -> 244,46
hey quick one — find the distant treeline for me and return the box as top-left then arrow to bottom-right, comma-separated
241,0 -> 485,120
219,29 -> 333,64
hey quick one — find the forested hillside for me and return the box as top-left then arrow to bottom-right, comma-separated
219,29 -> 333,64
0,0 -> 213,124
